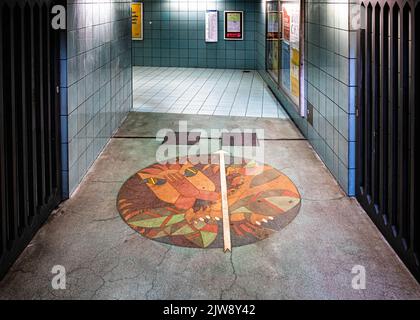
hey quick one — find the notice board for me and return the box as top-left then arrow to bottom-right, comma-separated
224,11 -> 243,40
205,10 -> 218,42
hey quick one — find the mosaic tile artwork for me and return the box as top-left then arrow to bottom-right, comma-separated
117,156 -> 301,249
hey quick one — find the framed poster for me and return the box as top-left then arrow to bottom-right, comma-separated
282,7 -> 290,41
205,10 -> 218,42
290,47 -> 300,99
132,2 -> 143,40
267,11 -> 279,39
224,11 -> 243,40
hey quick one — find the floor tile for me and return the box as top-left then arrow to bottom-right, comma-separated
132,67 -> 288,119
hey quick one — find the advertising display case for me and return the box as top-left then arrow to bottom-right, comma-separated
266,0 -> 304,115
266,1 -> 280,82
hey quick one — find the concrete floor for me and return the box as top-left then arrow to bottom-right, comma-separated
1,112 -> 420,299
133,67 -> 288,118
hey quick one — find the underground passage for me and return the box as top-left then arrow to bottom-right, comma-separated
0,0 -> 420,302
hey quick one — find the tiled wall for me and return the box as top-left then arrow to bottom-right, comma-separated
256,0 -> 357,196
304,0 -> 358,195
132,0 -> 257,69
62,0 -> 133,197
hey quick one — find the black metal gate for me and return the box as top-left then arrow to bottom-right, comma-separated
357,0 -> 419,280
0,0 -> 63,279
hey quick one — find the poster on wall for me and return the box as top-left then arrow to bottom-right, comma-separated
132,2 -> 143,40
290,16 -> 299,45
267,12 -> 279,39
224,11 -> 243,40
281,41 -> 291,91
205,10 -> 218,42
285,3 -> 300,101
282,7 -> 290,41
290,47 -> 300,98
281,2 -> 301,105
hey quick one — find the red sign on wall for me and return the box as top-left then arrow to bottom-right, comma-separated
282,8 -> 290,41
226,32 -> 242,39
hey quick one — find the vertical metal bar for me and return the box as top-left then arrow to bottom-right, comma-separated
19,1 -> 31,233
408,5 -> 416,255
379,4 -> 389,223
24,2 -> 35,224
371,4 -> 380,212
43,4 -> 53,201
50,2 -> 58,194
1,3 -> 12,249
397,5 -> 410,247
0,2 -> 7,260
36,3 -> 46,211
357,4 -> 366,196
14,3 -> 29,235
413,1 -> 420,261
364,5 -> 373,202
29,3 -> 39,222
388,5 -> 399,234
8,2 -> 20,246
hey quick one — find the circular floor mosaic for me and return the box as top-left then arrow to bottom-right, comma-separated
117,156 -> 301,249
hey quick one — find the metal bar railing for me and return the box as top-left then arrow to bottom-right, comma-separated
0,0 -> 63,280
357,0 -> 420,281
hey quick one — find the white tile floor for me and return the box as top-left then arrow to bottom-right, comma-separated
132,67 -> 289,119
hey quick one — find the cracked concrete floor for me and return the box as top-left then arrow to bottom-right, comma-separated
1,112 -> 420,299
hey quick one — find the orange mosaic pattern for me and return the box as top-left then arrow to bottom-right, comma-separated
117,156 -> 301,248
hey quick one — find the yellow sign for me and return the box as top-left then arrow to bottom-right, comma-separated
132,3 -> 143,40
290,47 -> 300,98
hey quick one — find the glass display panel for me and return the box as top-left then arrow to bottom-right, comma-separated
266,0 -> 301,107
266,1 -> 280,82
